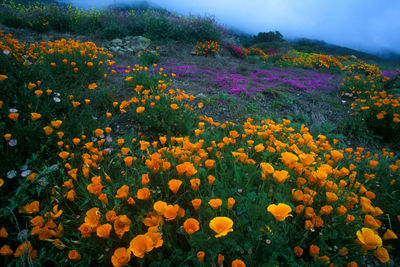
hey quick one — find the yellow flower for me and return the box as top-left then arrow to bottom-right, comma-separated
0,75 -> 8,81
209,217 -> 233,238
267,203 -> 292,221
356,228 -> 382,250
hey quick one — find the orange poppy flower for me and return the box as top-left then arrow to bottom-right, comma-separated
94,128 -> 104,137
208,199 -> 222,210
136,188 -> 150,200
309,244 -> 320,256
88,83 -> 97,90
280,152 -> 299,169
383,229 -> 398,240
273,170 -> 290,184
369,160 -> 379,169
85,208 -> 100,227
97,223 -> 112,239
168,179 -> 182,194
190,178 -> 200,191
260,163 -> 274,180
254,143 -> 265,152
129,234 -> 154,258
192,198 -> 202,211
183,218 -> 200,235
68,250 -> 81,260
374,247 -> 390,263
124,156 -> 133,167
319,205 -> 333,215
330,150 -> 344,163
291,189 -> 303,201
163,204 -> 180,221
14,242 -> 35,259
294,246 -> 303,257
31,113 -> 41,120
0,245 -> 13,256
115,185 -> 129,199
197,251 -> 205,262
218,254 -> 224,265
346,214 -> 355,224
72,138 -> 80,145
98,193 -> 109,204
209,217 -> 233,238
114,215 -> 131,239
227,197 -> 236,209
7,112 -> 19,121
0,228 -> 8,238
22,201 -> 40,214
356,227 -> 382,250
66,190 -> 76,201
139,140 -> 150,151
111,247 -> 131,267
204,159 -> 215,170
267,203 -> 292,221
326,192 -> 338,202
153,201 -> 167,215
106,210 -> 117,223
136,106 -> 145,114
170,104 -> 179,110
51,120 -> 62,129
58,151 -> 69,160
206,175 -> 215,186
232,259 -> 246,267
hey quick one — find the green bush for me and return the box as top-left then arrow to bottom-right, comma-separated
102,24 -> 130,40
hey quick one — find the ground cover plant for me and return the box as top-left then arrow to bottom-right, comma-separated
156,62 -> 340,97
1,2 -> 400,267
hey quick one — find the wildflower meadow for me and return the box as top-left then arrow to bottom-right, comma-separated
0,1 -> 400,267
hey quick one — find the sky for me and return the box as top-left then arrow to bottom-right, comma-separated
71,0 -> 400,54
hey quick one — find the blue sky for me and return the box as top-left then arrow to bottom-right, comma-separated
71,0 -> 400,54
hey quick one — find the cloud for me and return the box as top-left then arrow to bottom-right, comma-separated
71,0 -> 400,54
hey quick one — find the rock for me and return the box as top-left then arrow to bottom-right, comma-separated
196,93 -> 208,100
111,38 -> 122,44
106,36 -> 151,55
129,36 -> 151,52
110,46 -> 120,52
